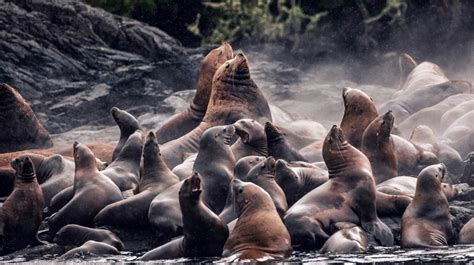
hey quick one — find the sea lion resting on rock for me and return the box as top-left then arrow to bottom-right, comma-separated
141,173 -> 229,260
61,240 -> 120,259
223,179 -> 292,262
159,52 -> 272,168
284,125 -> 393,250
54,224 -> 124,251
148,125 -> 235,243
0,156 -> 44,253
320,223 -> 368,254
0,83 -> 52,153
47,142 -> 123,238
95,131 -> 179,229
156,43 -> 233,144
442,110 -> 474,158
400,164 -> 453,248
231,119 -> 268,160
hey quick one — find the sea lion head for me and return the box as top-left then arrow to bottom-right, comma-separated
11,156 -> 36,182
232,178 -> 273,214
213,52 -> 251,84
416,163 -> 447,194
323,125 -> 351,169
246,156 -> 276,182
110,107 -> 141,135
265,122 -> 284,143
201,125 -> 236,148
342,87 -> 374,112
379,111 -> 394,137
234,156 -> 265,181
274,159 -> 299,187
73,142 -> 97,172
144,131 -> 160,157
180,172 -> 202,204
233,119 -> 265,145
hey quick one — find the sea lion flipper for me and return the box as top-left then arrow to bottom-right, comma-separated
361,219 -> 394,247
399,53 -> 417,89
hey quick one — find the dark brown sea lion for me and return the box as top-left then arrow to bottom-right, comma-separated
361,111 -> 398,183
141,173 -> 229,260
156,43 -> 233,144
320,223 -> 368,254
218,155 -> 266,224
110,107 -> 142,161
11,153 -> 75,207
265,122 -> 307,162
231,119 -> 268,160
148,125 -> 235,243
459,218 -> 474,244
54,224 -> 124,251
0,156 -> 44,253
0,83 -> 52,153
284,125 -> 393,250
101,131 -> 143,191
94,131 -> 179,229
392,134 -> 439,176
400,164 -> 453,248
223,179 -> 292,262
246,157 -> 288,218
274,159 -> 328,206
340,87 -> 378,149
61,240 -> 119,259
159,52 -> 272,168
47,142 -> 123,238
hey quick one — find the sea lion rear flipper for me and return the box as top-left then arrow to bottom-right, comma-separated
361,219 -> 394,247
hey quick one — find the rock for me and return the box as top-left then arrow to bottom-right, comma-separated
0,0 -> 202,134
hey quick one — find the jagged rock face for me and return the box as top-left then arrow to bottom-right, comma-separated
0,0 -> 199,133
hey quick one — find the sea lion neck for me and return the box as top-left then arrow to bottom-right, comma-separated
142,136 -> 174,182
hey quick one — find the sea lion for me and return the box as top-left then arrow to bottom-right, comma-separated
95,131 -> 179,229
0,156 -> 44,253
110,107 -> 142,161
279,120 -> 327,150
61,240 -> 119,259
231,119 -> 268,160
54,224 -> 124,251
459,218 -> 474,244
141,173 -> 229,260
172,153 -> 197,181
361,111 -> 398,183
392,134 -> 439,176
223,179 -> 292,262
400,164 -> 453,248
47,142 -> 123,238
11,153 -> 75,207
219,155 -> 266,224
398,53 -> 418,90
320,223 -> 368,254
156,43 -> 233,144
101,131 -> 143,191
246,157 -> 288,218
440,99 -> 474,130
265,122 -> 307,162
442,110 -> 474,158
340,87 -> 378,148
298,139 -> 324,163
0,83 -> 52,153
274,159 -> 328,206
159,52 -> 272,168
284,125 -> 393,250
148,125 -> 235,243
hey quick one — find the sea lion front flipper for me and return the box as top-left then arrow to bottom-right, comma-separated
361,219 -> 394,247
375,191 -> 412,217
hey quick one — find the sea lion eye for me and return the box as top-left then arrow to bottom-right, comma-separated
239,188 -> 243,194
225,63 -> 230,69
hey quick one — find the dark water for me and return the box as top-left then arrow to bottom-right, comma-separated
2,245 -> 474,263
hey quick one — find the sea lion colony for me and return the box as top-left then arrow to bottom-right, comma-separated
0,43 -> 474,261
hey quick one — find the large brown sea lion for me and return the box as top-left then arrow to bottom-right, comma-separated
47,143 -> 123,238
61,240 -> 120,259
246,157 -> 288,218
159,52 -> 272,168
156,43 -> 233,144
101,131 -> 143,191
148,125 -> 235,243
340,87 -> 378,149
94,131 -> 179,229
0,83 -> 52,153
0,156 -> 44,253
231,119 -> 268,160
361,111 -> 398,183
320,223 -> 368,254
141,173 -> 229,260
274,159 -> 328,206
400,164 -> 453,248
284,125 -> 393,250
54,224 -> 124,251
265,122 -> 307,162
223,179 -> 292,262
